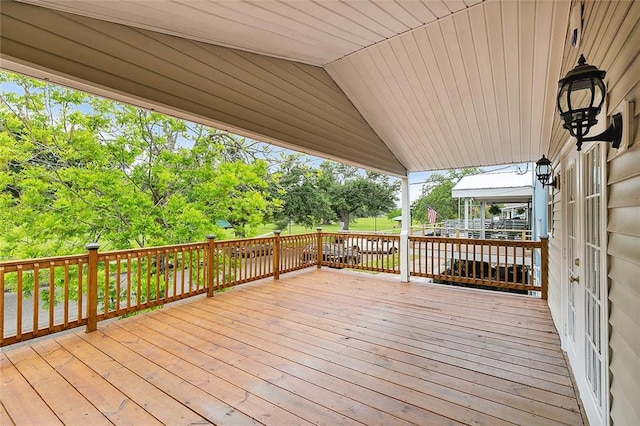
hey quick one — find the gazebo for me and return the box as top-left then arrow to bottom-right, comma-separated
451,170 -> 535,238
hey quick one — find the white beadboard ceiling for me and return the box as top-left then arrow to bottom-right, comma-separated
2,0 -> 572,176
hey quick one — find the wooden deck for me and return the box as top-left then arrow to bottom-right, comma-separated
1,269 -> 583,425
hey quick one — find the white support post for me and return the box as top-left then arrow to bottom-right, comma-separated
400,176 -> 410,282
464,198 -> 470,234
480,201 -> 486,239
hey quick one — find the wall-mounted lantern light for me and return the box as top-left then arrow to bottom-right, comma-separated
535,155 -> 557,188
557,54 -> 622,151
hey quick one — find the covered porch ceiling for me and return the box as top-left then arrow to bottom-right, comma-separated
452,170 -> 534,203
0,0 -> 571,177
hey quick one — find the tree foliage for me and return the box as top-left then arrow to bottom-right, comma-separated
272,160 -> 400,231
0,72 -> 272,258
269,154 -> 329,228
412,168 -> 482,224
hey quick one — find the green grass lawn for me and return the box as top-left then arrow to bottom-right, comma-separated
255,216 -> 400,236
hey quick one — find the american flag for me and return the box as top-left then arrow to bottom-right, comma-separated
427,207 -> 437,224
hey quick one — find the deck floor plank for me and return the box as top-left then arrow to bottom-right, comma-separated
104,321 -> 353,425
134,308 -> 463,426
0,353 -> 62,425
60,333 -> 210,425
4,346 -> 110,425
179,289 -> 582,424
0,401 -> 14,426
0,269 -> 584,425
222,284 -> 575,391
242,282 -> 567,368
117,315 -> 425,425
30,338 -> 162,425
79,329 -> 265,425
165,300 -> 581,425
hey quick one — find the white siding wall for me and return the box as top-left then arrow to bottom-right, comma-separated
547,184 -> 563,331
549,2 -> 640,424
607,133 -> 640,426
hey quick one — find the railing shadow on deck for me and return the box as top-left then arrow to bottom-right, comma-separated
0,231 -> 547,347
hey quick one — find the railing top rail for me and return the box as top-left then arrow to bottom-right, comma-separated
216,235 -> 279,244
280,232 -> 316,238
0,253 -> 89,269
96,242 -> 208,258
324,231 -> 400,238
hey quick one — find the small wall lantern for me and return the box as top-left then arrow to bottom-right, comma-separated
557,54 -> 622,151
535,155 -> 557,188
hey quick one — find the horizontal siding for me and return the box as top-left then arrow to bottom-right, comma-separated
608,142 -> 640,184
549,2 -> 640,424
607,174 -> 640,208
547,187 -> 563,330
607,60 -> 640,425
608,388 -> 640,426
607,231 -> 640,267
608,257 -> 640,423
607,206 -> 640,237
609,296 -> 640,364
0,2 -> 407,176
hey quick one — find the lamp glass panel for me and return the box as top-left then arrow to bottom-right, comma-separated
593,79 -> 605,109
568,81 -> 594,110
538,163 -> 551,176
558,85 -> 570,113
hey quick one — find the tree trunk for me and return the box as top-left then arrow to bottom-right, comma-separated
339,211 -> 350,230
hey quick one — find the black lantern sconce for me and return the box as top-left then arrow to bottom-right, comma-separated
557,54 -> 622,151
536,155 -> 557,188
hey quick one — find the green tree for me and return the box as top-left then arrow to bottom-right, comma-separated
271,154 -> 331,229
386,208 -> 401,220
320,162 -> 399,230
412,168 -> 481,224
489,204 -> 502,216
0,72 -> 274,258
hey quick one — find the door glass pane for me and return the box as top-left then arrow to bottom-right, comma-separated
583,146 -> 604,412
567,164 -> 576,343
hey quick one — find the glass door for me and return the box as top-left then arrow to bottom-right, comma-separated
563,144 -> 607,425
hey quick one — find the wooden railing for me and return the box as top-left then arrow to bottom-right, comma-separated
0,253 -> 90,346
279,232 -> 318,274
0,232 -> 545,347
409,235 -> 548,297
0,242 -> 209,345
215,236 -> 276,289
324,232 -> 400,274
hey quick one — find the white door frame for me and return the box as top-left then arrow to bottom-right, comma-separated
560,141 -> 610,426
